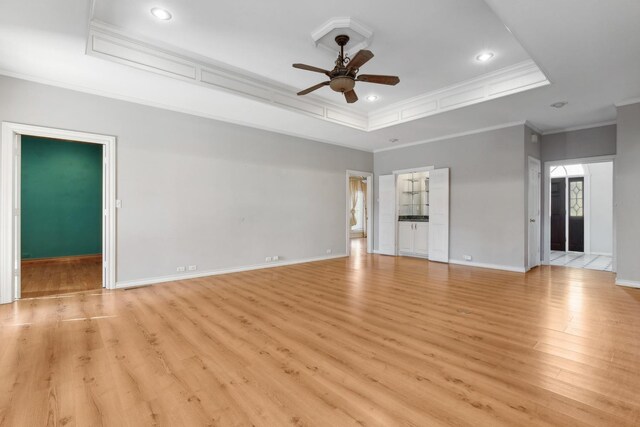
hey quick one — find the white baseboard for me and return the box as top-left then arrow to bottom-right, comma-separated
615,278 -> 640,289
589,252 -> 613,257
116,253 -> 347,289
449,259 -> 526,273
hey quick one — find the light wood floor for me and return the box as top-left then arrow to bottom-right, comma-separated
20,255 -> 103,298
1,240 -> 640,426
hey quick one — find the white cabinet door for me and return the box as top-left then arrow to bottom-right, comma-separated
398,222 -> 413,253
428,168 -> 449,262
414,222 -> 429,256
378,175 -> 397,255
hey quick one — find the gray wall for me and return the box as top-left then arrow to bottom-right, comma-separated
374,125 -> 527,270
0,76 -> 373,284
541,125 -> 616,162
615,103 -> 640,284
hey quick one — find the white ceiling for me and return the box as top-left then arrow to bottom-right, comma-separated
92,0 -> 531,112
0,0 -> 639,152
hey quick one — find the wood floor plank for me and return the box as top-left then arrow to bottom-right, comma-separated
1,239 -> 640,426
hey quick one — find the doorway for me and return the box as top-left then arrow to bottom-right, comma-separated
20,136 -> 104,298
0,122 -> 116,304
346,170 -> 373,256
545,160 -> 614,272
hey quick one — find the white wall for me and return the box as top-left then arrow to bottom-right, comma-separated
0,76 -> 373,285
374,125 -> 527,271
587,162 -> 613,255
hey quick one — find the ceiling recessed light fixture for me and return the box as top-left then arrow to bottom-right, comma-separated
475,52 -> 494,62
551,101 -> 568,108
366,95 -> 378,102
150,7 -> 172,21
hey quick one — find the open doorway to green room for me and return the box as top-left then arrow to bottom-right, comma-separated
19,136 -> 104,297
0,122 -> 116,304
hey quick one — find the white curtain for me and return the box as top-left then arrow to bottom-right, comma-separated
349,178 -> 360,227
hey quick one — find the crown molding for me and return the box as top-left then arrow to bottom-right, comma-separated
542,120 -> 617,135
368,60 -> 549,130
614,97 -> 640,108
87,21 -> 369,131
373,121 -> 527,153
85,21 -> 550,134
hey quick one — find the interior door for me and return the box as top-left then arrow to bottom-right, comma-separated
528,158 -> 541,269
550,178 -> 566,251
568,177 -> 585,252
378,174 -> 397,255
428,168 -> 449,263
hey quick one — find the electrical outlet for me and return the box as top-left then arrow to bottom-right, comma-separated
272,255 -> 279,261
188,265 -> 197,271
464,255 -> 472,261
326,249 -> 332,254
265,256 -> 272,262
177,266 -> 186,272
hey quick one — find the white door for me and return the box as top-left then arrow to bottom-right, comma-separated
414,222 -> 429,256
528,158 -> 541,269
366,175 -> 373,254
398,222 -> 413,253
378,174 -> 397,255
428,168 -> 449,262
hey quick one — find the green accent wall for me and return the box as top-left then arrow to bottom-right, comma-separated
21,136 -> 103,259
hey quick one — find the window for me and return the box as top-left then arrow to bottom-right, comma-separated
569,180 -> 583,217
550,164 -> 585,178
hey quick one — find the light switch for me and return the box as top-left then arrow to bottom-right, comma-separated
116,200 -> 122,208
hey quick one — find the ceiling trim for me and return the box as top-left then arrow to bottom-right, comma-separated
373,121 -> 526,153
0,68 -> 374,153
542,120 -> 617,135
368,60 -> 549,130
86,21 -> 369,131
86,21 -> 550,133
614,97 -> 640,108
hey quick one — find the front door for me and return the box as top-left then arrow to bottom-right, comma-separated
568,177 -> 585,252
550,178 -> 566,251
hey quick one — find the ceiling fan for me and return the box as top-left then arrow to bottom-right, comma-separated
292,35 -> 400,104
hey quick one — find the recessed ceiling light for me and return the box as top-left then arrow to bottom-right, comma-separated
151,7 -> 172,21
366,95 -> 379,102
475,52 -> 494,62
550,101 -> 568,108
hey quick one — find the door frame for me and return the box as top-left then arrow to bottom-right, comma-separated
527,157 -> 541,270
542,155 -> 616,270
346,170 -> 373,255
1,122 -> 117,303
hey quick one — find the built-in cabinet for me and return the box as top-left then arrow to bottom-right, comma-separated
398,221 -> 429,257
378,167 -> 449,262
397,171 -> 430,258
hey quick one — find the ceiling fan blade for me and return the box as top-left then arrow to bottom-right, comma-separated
344,89 -> 358,104
347,50 -> 374,70
292,63 -> 330,75
297,81 -> 330,96
357,74 -> 400,85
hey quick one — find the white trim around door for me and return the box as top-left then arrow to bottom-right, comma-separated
346,170 -> 373,255
0,122 -> 117,304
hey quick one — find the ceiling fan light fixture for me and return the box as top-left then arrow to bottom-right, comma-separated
151,7 -> 172,21
475,51 -> 494,62
329,76 -> 355,93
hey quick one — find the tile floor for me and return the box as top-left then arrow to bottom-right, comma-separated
550,250 -> 613,271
